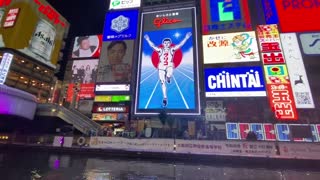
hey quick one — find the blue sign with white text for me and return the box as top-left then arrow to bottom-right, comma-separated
226,123 -> 240,140
204,66 -> 266,97
261,0 -> 279,24
103,9 -> 139,41
276,124 -> 290,141
250,123 -> 264,140
210,0 -> 242,22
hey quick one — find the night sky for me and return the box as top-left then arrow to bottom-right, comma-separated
47,0 -> 108,79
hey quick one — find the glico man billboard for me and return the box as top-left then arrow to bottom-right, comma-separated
0,0 -> 69,68
134,7 -> 201,115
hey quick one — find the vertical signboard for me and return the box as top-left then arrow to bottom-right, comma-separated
257,24 -> 298,120
261,0 -> 278,24
201,0 -> 251,34
226,123 -> 239,140
0,52 -> 13,84
280,33 -> 314,109
202,31 -> 260,64
135,7 -> 200,115
263,123 -> 276,141
96,10 -> 138,94
275,124 -> 290,141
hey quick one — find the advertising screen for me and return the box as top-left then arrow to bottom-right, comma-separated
200,0 -> 251,34
0,0 -> 69,68
102,9 -> 138,41
204,66 -> 266,97
70,59 -> 99,84
96,40 -> 134,84
92,113 -> 128,121
71,35 -> 102,59
109,0 -> 141,10
280,33 -> 314,109
203,31 -> 260,64
273,0 -> 320,32
94,95 -> 130,102
135,7 -> 200,115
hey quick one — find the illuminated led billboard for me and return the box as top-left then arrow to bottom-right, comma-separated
204,66 -> 266,97
135,7 -> 200,115
71,35 -> 102,59
273,0 -> 320,32
0,0 -> 69,68
203,31 -> 260,64
102,9 -> 139,41
109,0 -> 141,10
200,0 -> 251,34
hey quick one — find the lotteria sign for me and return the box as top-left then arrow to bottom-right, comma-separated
274,0 -> 320,32
205,67 -> 266,97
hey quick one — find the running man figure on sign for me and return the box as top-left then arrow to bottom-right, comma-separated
144,32 -> 192,107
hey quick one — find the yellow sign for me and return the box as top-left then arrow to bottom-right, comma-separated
94,96 -> 112,102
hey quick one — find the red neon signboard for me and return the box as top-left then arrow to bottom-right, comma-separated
0,0 -> 11,7
33,0 -> 66,27
153,17 -> 182,28
274,0 -> 320,32
257,24 -> 298,120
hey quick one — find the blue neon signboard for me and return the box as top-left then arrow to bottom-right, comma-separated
103,9 -> 139,41
276,124 -> 290,142
210,0 -> 242,22
261,0 -> 279,24
204,66 -> 266,97
226,123 -> 240,140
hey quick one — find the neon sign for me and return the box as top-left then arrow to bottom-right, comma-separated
33,0 -> 66,27
153,17 -> 182,28
0,0 -> 11,7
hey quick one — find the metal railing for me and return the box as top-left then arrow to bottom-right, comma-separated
36,103 -> 101,135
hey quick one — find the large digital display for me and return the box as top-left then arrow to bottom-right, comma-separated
204,67 -> 266,97
0,0 -> 69,68
281,33 -> 314,109
109,0 -> 141,10
273,0 -> 320,32
70,59 -> 99,84
200,0 -> 251,34
102,9 -> 138,41
135,8 -> 200,115
71,35 -> 102,59
203,31 -> 260,64
96,40 -> 134,83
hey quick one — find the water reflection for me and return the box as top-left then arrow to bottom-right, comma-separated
0,151 -> 319,180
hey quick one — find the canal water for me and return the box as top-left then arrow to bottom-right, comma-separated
0,150 -> 319,180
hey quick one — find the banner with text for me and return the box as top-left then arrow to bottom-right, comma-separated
203,31 -> 260,64
280,33 -> 314,109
